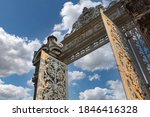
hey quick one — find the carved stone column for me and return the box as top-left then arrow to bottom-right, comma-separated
101,9 -> 150,99
32,36 -> 68,100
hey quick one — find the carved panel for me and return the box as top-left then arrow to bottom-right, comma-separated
33,36 -> 63,65
137,13 -> 150,48
125,0 -> 150,16
35,50 -> 67,100
70,5 -> 103,33
101,9 -> 149,99
65,36 -> 109,64
121,20 -> 150,83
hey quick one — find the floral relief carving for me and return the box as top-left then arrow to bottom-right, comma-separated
101,10 -> 149,99
41,57 -> 67,100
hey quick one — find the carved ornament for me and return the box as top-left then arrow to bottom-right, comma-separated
32,35 -> 63,65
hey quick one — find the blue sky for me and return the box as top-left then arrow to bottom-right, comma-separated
0,0 -> 126,100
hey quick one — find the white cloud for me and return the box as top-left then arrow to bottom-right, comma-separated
71,82 -> 78,86
0,79 -> 32,100
79,80 -> 126,100
0,27 -> 41,77
74,43 -> 116,71
27,79 -> 34,87
0,79 -> 4,84
79,87 -> 111,100
88,73 -> 101,81
102,0 -> 115,7
68,71 -> 86,82
107,80 -> 126,100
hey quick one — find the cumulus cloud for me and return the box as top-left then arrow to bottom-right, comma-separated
71,82 -> 78,86
0,79 -> 32,100
0,79 -> 4,84
80,87 -> 111,100
79,80 -> 126,100
0,27 -> 41,77
27,79 -> 34,87
68,71 -> 86,86
102,0 -> 117,7
107,80 -> 126,100
74,43 -> 116,71
68,71 -> 86,82
88,73 -> 101,81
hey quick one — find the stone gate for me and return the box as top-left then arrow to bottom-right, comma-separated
32,0 -> 150,100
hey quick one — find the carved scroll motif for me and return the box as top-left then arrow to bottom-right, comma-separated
137,13 -> 150,48
121,21 -> 150,83
41,57 -> 67,100
125,0 -> 149,15
101,9 -> 147,99
36,53 -> 67,100
68,5 -> 103,34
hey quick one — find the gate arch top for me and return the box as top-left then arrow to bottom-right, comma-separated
59,1 -> 127,64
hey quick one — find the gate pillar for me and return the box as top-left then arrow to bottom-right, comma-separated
101,9 -> 150,99
32,36 -> 68,100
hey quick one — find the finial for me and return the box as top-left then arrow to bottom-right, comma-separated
47,35 -> 57,42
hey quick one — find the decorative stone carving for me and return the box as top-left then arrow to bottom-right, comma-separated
41,56 -> 67,100
101,9 -> 150,99
107,1 -> 118,9
137,13 -> 150,44
34,51 -> 67,100
125,0 -> 150,15
32,35 -> 63,65
70,5 -> 103,34
47,35 -> 63,54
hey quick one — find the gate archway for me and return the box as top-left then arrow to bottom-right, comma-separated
32,0 -> 150,100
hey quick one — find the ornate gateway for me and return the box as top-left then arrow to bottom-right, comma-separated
32,0 -> 150,100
